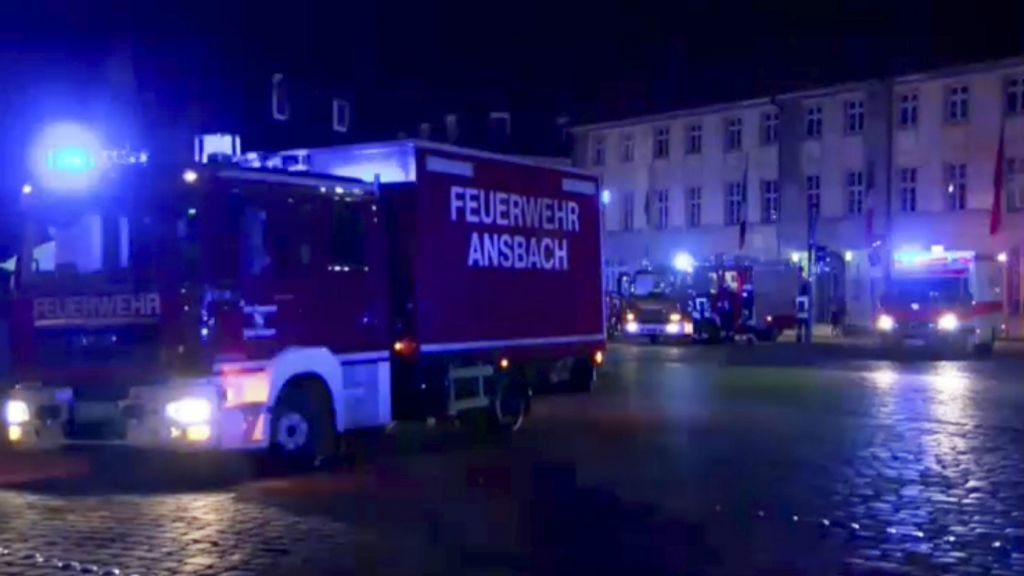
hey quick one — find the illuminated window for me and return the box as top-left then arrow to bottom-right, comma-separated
846,170 -> 865,215
898,92 -> 919,128
760,110 -> 779,145
899,167 -> 917,212
653,126 -> 670,159
685,122 -> 703,154
946,84 -> 970,123
845,99 -> 864,134
725,181 -> 745,225
945,163 -> 967,211
806,175 -> 821,220
725,117 -> 743,151
620,132 -> 635,162
805,105 -> 822,138
760,179 -> 779,223
687,187 -> 702,228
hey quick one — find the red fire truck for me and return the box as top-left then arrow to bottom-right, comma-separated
690,259 -> 801,342
874,248 -> 1000,354
3,135 -> 605,462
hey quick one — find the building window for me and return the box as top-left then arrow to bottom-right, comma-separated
621,191 -> 635,231
1007,75 -> 1024,116
845,99 -> 864,134
653,126 -> 670,159
725,117 -> 743,151
620,132 -> 635,163
899,167 -> 917,213
650,189 -> 669,230
685,122 -> 703,154
846,170 -> 865,215
945,163 -> 967,211
946,84 -> 970,123
591,134 -> 605,166
687,187 -> 702,228
1008,158 -> 1024,212
805,105 -> 822,139
898,92 -> 919,128
725,181 -> 745,225
806,175 -> 821,221
760,110 -> 779,145
760,179 -> 779,223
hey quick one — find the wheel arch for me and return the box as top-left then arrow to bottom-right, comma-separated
267,347 -> 343,433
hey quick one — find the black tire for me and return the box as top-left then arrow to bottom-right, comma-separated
973,330 -> 996,357
269,381 -> 337,468
568,357 -> 595,393
489,374 -> 529,432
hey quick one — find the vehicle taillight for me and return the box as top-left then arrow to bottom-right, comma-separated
593,350 -> 604,366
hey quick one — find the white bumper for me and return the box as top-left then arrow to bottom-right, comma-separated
3,373 -> 272,451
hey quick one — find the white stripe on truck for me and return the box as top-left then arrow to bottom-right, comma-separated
425,155 -> 474,177
561,178 -> 597,195
419,333 -> 605,353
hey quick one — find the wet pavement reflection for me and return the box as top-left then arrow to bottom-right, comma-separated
2,341 -> 1024,575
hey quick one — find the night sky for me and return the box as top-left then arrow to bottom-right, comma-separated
1,0 -> 1022,253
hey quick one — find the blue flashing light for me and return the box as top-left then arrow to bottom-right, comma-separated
600,189 -> 612,205
672,251 -> 695,273
47,147 -> 97,173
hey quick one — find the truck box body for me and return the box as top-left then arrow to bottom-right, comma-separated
307,141 -> 605,358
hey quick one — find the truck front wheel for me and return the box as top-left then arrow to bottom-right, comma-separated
270,380 -> 337,467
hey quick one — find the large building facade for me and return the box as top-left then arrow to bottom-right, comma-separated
573,57 -> 1024,328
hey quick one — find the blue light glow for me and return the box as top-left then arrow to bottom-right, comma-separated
48,147 -> 96,172
601,189 -> 612,205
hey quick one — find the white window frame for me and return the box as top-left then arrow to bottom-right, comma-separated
946,84 -> 970,124
687,186 -> 702,228
760,110 -> 779,145
805,105 -> 823,139
846,170 -> 865,215
685,122 -> 703,154
1008,158 -> 1024,212
899,167 -> 917,213
898,91 -> 919,128
844,99 -> 864,135
591,134 -> 606,166
621,191 -> 635,231
620,132 -> 635,163
760,179 -> 779,223
653,126 -> 671,159
651,189 -> 670,230
725,117 -> 743,152
806,174 -> 821,220
945,163 -> 967,211
725,181 -> 745,225
1007,75 -> 1024,116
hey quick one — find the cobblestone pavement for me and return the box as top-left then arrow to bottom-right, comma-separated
2,342 -> 1024,575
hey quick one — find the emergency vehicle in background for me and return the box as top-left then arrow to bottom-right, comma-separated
690,259 -> 801,342
614,262 -> 696,342
873,248 -> 1000,354
3,131 -> 605,462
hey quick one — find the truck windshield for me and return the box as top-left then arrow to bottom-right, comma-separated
18,206 -> 196,288
633,272 -> 672,296
884,276 -> 967,305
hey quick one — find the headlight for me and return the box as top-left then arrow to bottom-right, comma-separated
165,397 -> 213,424
4,400 -> 30,425
876,314 -> 895,332
937,313 -> 959,332
625,312 -> 635,322
665,322 -> 681,334
669,312 -> 682,323
625,321 -> 639,334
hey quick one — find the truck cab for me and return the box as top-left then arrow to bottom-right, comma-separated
620,269 -> 693,343
874,249 -> 1001,354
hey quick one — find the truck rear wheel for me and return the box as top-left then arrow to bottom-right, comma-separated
490,375 -> 528,432
270,379 -> 337,467
568,357 -> 595,393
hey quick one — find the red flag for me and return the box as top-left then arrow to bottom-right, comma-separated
738,155 -> 749,250
990,124 -> 1006,236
